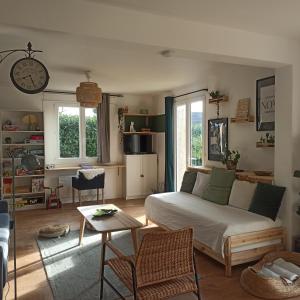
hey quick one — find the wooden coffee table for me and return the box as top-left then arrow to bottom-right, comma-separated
77,204 -> 143,254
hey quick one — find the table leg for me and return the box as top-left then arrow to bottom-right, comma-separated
100,232 -> 108,278
131,228 -> 139,254
107,232 -> 112,241
79,217 -> 86,245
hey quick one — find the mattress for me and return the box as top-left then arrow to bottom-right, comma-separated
144,192 -> 282,255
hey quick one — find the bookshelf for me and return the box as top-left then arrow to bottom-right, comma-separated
1,111 -> 45,210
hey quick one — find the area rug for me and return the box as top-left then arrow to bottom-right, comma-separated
37,230 -> 133,300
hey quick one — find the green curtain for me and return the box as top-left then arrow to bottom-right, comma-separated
165,96 -> 175,192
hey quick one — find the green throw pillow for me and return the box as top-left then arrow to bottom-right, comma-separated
202,168 -> 236,205
249,183 -> 286,221
180,171 -> 197,193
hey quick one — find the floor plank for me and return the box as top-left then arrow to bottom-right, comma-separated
4,198 -> 293,300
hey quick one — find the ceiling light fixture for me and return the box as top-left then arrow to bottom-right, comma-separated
76,71 -> 102,107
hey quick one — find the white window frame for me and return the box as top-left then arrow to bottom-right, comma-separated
174,95 -> 206,189
56,103 -> 98,164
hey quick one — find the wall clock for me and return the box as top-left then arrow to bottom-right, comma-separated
10,57 -> 49,94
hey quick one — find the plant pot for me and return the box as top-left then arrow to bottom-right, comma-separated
226,160 -> 237,170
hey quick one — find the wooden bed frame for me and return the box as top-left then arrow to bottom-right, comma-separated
146,217 -> 285,277
145,167 -> 286,277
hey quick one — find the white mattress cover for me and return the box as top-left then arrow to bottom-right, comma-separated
144,192 -> 282,255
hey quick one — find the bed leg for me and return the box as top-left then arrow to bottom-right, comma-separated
224,237 -> 232,277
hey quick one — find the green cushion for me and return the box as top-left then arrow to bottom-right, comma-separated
249,183 -> 286,221
180,171 -> 197,193
202,168 -> 236,205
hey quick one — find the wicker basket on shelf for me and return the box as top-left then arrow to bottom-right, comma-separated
241,251 -> 300,299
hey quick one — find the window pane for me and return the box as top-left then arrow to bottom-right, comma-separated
85,108 -> 98,157
59,107 -> 80,158
176,104 -> 186,191
190,101 -> 203,167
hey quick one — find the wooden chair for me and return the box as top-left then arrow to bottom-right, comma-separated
100,228 -> 201,300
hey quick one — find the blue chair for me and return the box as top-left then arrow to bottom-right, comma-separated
72,172 -> 105,205
0,201 -> 10,300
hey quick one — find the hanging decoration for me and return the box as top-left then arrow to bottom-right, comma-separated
0,42 -> 50,94
76,71 -> 102,107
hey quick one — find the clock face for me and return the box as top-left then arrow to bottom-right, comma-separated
10,57 -> 49,94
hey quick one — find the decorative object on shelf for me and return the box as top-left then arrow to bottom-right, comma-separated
5,137 -> 12,144
129,121 -> 136,132
209,90 -> 228,118
222,149 -> 241,170
256,76 -> 275,131
231,98 -> 255,123
0,42 -> 49,95
76,71 -> 102,107
2,120 -> 18,131
256,132 -> 275,148
208,118 -> 228,161
22,114 -> 38,131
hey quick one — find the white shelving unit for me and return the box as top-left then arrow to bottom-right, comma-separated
1,111 -> 45,210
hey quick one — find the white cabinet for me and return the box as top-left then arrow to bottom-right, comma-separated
125,154 -> 157,199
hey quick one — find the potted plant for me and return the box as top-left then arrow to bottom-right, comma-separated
222,149 -> 240,170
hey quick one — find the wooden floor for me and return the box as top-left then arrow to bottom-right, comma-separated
4,198 -> 288,300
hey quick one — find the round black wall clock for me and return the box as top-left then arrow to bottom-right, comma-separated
10,57 -> 49,94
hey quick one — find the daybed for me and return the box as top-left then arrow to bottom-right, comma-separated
144,169 -> 286,277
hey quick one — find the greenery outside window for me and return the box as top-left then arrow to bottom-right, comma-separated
58,106 -> 98,159
175,98 -> 204,191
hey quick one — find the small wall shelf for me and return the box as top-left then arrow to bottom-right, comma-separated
209,95 -> 228,104
2,130 -> 44,133
256,142 -> 275,148
231,116 -> 255,123
2,143 -> 44,146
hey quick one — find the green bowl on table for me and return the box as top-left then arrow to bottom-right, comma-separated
93,209 -> 118,218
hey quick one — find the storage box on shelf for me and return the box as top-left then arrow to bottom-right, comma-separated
0,111 -> 46,210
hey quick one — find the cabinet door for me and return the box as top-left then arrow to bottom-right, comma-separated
125,155 -> 143,198
141,154 -> 158,195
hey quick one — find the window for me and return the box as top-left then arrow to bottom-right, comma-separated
175,98 -> 204,191
58,106 -> 98,159
85,108 -> 97,157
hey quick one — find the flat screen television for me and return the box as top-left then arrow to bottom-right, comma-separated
123,134 -> 153,154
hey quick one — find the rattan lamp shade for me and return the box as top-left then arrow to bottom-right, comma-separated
76,81 -> 102,107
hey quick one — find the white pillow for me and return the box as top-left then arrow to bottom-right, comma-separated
228,180 -> 257,210
192,172 -> 211,198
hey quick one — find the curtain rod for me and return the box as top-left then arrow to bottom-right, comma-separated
174,88 -> 208,99
44,89 -> 124,98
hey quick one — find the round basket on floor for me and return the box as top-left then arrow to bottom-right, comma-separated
241,251 -> 300,299
38,224 -> 70,238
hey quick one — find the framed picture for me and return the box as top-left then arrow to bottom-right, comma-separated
256,76 -> 275,131
208,118 -> 228,161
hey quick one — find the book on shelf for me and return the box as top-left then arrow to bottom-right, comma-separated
32,178 -> 44,193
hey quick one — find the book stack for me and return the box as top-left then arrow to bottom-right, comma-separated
258,258 -> 300,284
29,135 -> 44,144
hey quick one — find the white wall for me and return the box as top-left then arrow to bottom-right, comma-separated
205,64 -> 274,171
155,63 -> 275,183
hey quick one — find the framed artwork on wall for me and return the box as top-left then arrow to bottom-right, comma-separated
208,118 -> 228,161
256,76 -> 275,131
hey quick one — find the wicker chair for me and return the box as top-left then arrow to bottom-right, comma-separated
100,228 -> 201,300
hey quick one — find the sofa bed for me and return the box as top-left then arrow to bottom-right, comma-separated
145,168 -> 286,276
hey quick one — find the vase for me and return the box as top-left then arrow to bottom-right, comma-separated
226,160 -> 237,170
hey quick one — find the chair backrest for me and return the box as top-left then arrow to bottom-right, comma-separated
135,228 -> 194,288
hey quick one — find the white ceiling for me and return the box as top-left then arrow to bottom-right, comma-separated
94,0 -> 300,40
1,0 -> 292,94
0,25 -> 214,94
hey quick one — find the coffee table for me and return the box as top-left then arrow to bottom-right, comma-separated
77,204 -> 143,254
